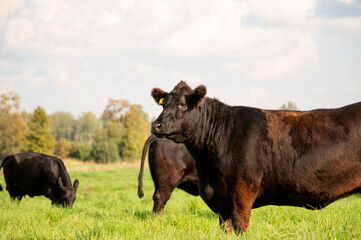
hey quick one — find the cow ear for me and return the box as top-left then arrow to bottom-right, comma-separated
73,179 -> 79,189
151,88 -> 167,105
58,177 -> 64,189
193,85 -> 207,107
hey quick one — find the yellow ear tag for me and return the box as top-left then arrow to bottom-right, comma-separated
159,98 -> 164,105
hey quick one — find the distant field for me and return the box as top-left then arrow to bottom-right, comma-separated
0,161 -> 360,239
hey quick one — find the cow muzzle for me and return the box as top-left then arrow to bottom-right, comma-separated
151,122 -> 162,134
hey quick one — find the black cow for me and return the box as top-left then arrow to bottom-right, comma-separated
1,152 -> 79,207
150,81 -> 361,234
138,134 -> 199,213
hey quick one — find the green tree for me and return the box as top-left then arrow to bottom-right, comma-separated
91,98 -> 131,163
50,112 -> 75,141
102,98 -> 130,125
119,104 -> 150,160
22,106 -> 54,154
73,112 -> 102,144
280,101 -> 298,110
92,141 -> 120,163
53,138 -> 72,158
0,92 -> 26,159
69,143 -> 93,161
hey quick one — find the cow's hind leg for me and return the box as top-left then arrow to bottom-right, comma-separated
152,185 -> 175,213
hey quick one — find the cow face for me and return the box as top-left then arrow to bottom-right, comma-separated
151,81 -> 207,143
58,178 -> 79,208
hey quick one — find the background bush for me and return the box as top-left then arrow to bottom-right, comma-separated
69,143 -> 93,161
92,141 -> 120,163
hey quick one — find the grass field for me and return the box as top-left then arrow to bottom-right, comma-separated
0,160 -> 360,239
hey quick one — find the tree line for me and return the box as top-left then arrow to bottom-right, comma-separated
0,92 -> 150,163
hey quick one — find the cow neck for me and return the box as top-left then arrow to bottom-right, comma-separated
183,98 -> 228,160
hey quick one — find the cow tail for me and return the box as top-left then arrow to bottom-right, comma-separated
0,165 -> 1,190
138,135 -> 157,198
0,155 -> 10,192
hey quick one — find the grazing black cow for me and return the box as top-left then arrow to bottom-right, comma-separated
1,152 -> 79,207
138,134 -> 199,213
150,81 -> 361,234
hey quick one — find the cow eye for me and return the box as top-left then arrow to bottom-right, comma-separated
178,102 -> 187,110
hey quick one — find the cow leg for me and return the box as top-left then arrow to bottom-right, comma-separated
151,166 -> 182,213
8,189 -> 22,202
231,207 -> 252,234
9,195 -> 22,205
44,187 -> 59,205
219,215 -> 233,234
230,178 -> 260,234
152,185 -> 175,213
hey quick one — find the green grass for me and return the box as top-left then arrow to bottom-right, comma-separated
0,164 -> 360,239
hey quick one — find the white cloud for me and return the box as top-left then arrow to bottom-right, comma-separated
247,85 -> 278,108
246,0 -> 316,23
0,85 -> 13,93
0,0 -> 24,28
102,11 -> 121,26
222,30 -> 318,81
157,0 -> 319,85
21,68 -> 45,83
339,0 -> 353,4
45,64 -> 73,87
30,0 -> 70,22
0,67 -> 45,85
159,0 -> 250,56
0,59 -> 12,71
5,17 -> 34,48
247,31 -> 318,80
317,17 -> 361,35
124,61 -> 207,85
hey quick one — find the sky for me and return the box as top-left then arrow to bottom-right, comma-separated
0,0 -> 360,120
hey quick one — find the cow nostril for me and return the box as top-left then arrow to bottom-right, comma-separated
151,122 -> 162,133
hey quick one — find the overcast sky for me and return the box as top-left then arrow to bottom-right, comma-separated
1,0 -> 360,120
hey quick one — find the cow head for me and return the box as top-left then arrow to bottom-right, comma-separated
151,81 -> 207,143
58,177 -> 79,208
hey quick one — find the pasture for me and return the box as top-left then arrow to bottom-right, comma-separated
0,160 -> 360,239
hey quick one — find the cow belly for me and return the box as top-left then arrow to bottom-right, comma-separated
19,187 -> 44,198
255,179 -> 361,209
15,180 -> 49,198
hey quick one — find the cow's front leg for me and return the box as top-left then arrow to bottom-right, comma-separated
231,178 -> 260,234
231,207 -> 252,234
218,215 -> 233,233
44,187 -> 59,205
